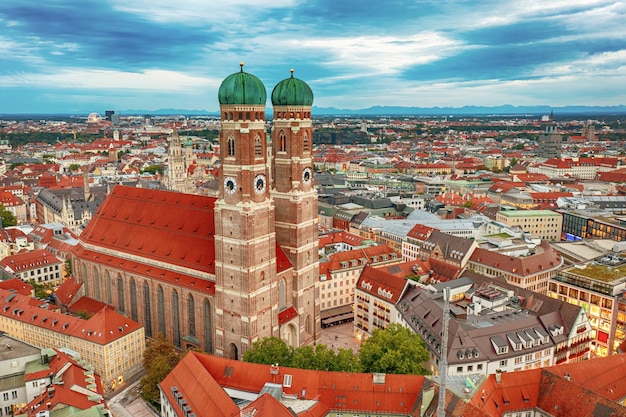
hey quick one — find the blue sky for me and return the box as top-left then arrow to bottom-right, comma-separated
1,0 -> 625,113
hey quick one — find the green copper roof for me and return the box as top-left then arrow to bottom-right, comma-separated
271,69 -> 313,106
218,63 -> 267,105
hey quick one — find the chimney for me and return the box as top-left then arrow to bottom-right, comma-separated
495,369 -> 502,384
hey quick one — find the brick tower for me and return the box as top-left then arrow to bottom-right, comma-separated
214,63 -> 279,359
271,69 -> 321,346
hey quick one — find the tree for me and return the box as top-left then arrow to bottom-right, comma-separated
64,258 -> 72,278
334,348 -> 362,372
359,323 -> 431,375
68,163 -> 81,171
0,204 -> 17,227
242,336 -> 294,366
141,165 -> 164,175
141,334 -> 182,404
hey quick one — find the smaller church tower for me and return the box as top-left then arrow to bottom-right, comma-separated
168,130 -> 187,193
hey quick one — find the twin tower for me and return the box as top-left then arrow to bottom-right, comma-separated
213,64 -> 320,358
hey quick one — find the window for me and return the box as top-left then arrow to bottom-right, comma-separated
303,133 -> 310,152
173,290 -> 181,348
188,294 -> 196,337
227,136 -> 235,156
499,360 -> 508,367
11,391 -> 16,399
279,131 -> 287,152
2,393 -> 7,401
254,135 -> 262,157
456,366 -> 462,373
283,374 -> 292,387
144,283 -> 152,337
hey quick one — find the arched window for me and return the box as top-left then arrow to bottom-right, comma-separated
279,131 -> 286,152
117,275 -> 125,314
203,299 -> 212,353
279,278 -> 286,309
305,314 -> 312,335
227,136 -> 235,156
188,294 -> 196,337
130,278 -> 138,321
106,271 -> 112,304
173,290 -> 181,348
92,267 -> 100,300
254,135 -> 262,157
303,133 -> 310,153
158,285 -> 166,337
83,264 -> 91,297
143,283 -> 152,337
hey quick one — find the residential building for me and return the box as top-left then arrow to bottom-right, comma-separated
468,240 -> 563,294
0,334 -> 41,417
0,287 -> 144,391
354,265 -> 409,341
22,348 -> 107,416
0,249 -> 63,286
397,273 -> 592,378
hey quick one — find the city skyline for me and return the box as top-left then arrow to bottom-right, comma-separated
1,0 -> 625,114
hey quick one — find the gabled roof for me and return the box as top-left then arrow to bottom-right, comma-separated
0,278 -> 33,296
356,265 -> 407,304
55,278 -> 82,306
469,241 -> 562,277
78,185 -> 217,274
160,351 -> 426,417
0,248 -> 61,273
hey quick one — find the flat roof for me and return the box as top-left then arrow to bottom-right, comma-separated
498,210 -> 561,217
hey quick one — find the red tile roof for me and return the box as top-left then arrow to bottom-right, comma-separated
0,278 -> 33,296
79,185 -> 217,274
278,306 -> 298,325
0,288 -> 141,345
0,248 -> 61,273
470,241 -> 562,277
162,351 -> 427,417
68,296 -> 110,316
55,278 -> 82,306
356,265 -> 407,304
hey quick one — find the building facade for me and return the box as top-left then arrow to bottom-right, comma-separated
548,254 -> 626,357
495,209 -> 563,241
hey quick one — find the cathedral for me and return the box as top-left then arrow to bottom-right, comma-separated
70,64 -> 320,359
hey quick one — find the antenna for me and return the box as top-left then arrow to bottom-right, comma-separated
437,287 -> 451,417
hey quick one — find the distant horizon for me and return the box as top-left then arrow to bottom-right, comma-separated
1,1 -> 625,113
2,103 -> 626,118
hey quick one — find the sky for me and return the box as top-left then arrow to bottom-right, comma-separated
1,0 -> 625,114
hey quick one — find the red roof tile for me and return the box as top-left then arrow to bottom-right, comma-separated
79,185 -> 217,274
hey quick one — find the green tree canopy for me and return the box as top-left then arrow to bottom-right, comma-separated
359,323 -> 431,375
141,334 -> 182,404
68,163 -> 81,171
141,164 -> 164,175
0,204 -> 17,227
243,336 -> 361,372
242,336 -> 294,366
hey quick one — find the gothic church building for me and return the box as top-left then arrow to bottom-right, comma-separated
71,65 -> 320,359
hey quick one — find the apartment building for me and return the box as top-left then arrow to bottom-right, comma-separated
398,274 -> 591,377
0,249 -> 63,286
0,288 -> 144,391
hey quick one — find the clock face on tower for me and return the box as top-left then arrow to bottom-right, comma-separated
255,174 -> 267,194
302,167 -> 312,184
224,176 -> 237,194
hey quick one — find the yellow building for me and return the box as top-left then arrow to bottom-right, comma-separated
495,209 -> 563,241
0,288 -> 144,392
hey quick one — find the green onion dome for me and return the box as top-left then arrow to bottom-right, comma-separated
271,69 -> 313,106
218,63 -> 267,105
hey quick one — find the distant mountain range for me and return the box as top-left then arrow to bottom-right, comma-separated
119,104 -> 626,117
3,105 -> 625,119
